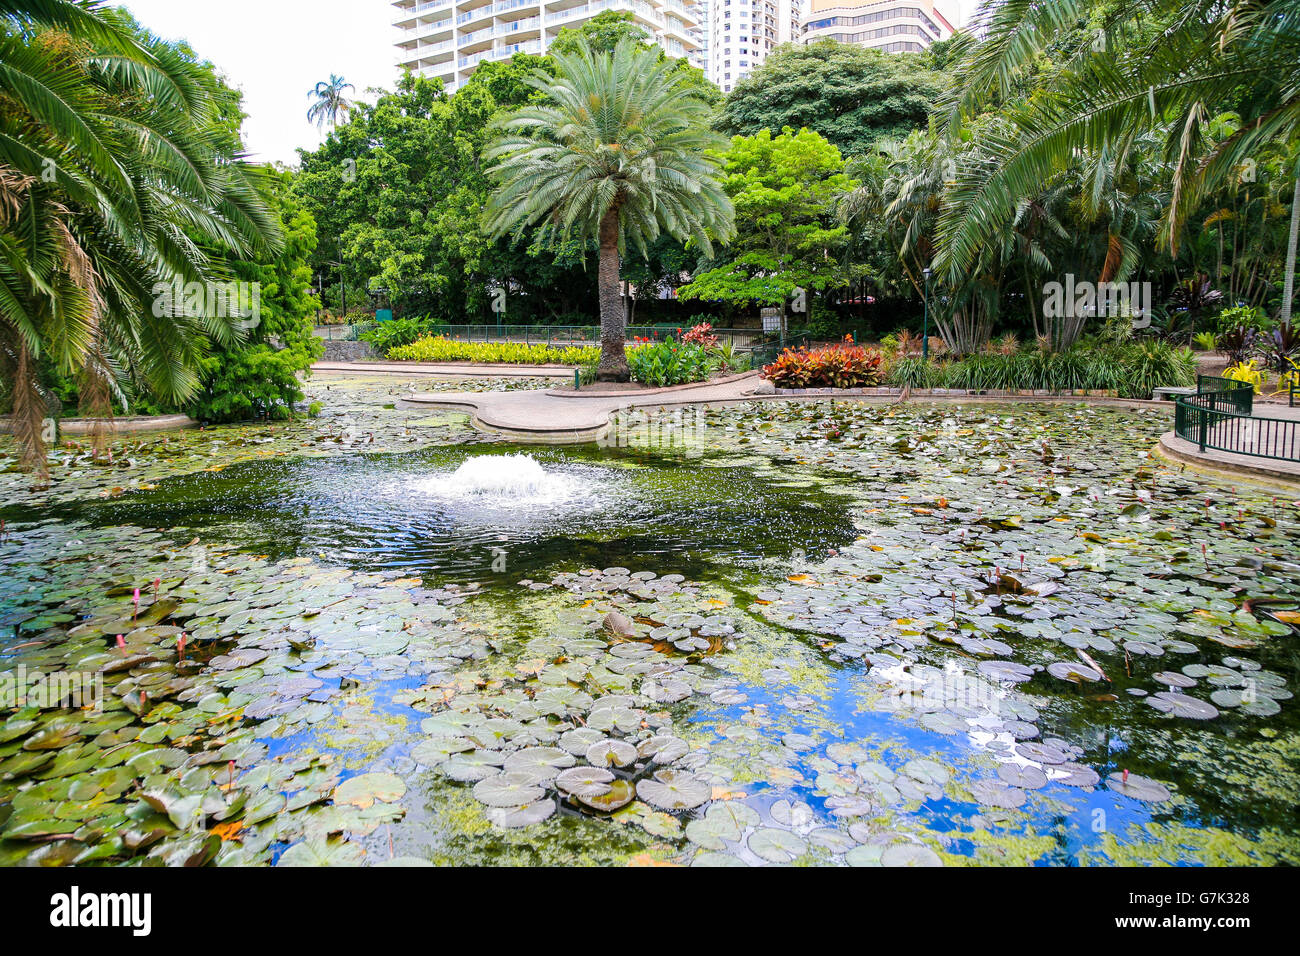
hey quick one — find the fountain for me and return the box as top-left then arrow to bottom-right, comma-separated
419,453 -> 584,504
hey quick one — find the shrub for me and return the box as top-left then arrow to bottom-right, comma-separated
1215,304 -> 1271,333
1225,360 -> 1264,393
1215,325 -> 1259,365
883,343 -> 1193,397
1261,321 -> 1299,373
886,356 -> 943,388
1192,331 -> 1219,352
386,336 -> 598,365
1106,341 -> 1197,398
762,337 -> 883,388
680,322 -> 719,349
627,340 -> 720,387
362,316 -> 448,352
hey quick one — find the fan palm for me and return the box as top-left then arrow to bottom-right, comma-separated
307,74 -> 354,130
935,0 -> 1300,296
1,0 -> 281,475
483,38 -> 734,380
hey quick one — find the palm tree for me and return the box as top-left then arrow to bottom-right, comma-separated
483,38 -> 733,380
307,74 -> 354,130
1283,155 -> 1299,325
934,0 -> 1300,286
1,0 -> 281,475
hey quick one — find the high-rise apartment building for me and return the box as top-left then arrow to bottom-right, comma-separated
800,0 -> 954,53
705,0 -> 801,93
394,0 -> 702,93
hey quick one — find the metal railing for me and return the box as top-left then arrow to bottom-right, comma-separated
1173,377 -> 1299,462
315,322 -> 805,353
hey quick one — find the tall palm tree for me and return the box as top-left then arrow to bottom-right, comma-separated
483,38 -> 734,380
307,74 -> 354,130
935,0 -> 1300,287
1,0 -> 281,475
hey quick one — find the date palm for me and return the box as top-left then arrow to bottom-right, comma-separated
483,38 -> 733,380
1,0 -> 280,475
935,0 -> 1300,296
307,74 -> 354,130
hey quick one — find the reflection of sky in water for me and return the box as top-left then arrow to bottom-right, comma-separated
686,664 -> 1171,865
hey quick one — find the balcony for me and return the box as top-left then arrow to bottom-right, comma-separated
394,0 -> 454,28
499,16 -> 541,34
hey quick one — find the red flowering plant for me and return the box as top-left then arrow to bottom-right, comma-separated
762,336 -> 883,389
681,322 -> 719,349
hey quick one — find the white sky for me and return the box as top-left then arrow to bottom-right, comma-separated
117,0 -> 399,166
116,0 -> 978,167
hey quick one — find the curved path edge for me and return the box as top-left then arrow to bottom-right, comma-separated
1156,432 -> 1300,488
0,414 -> 196,435
401,379 -> 1183,445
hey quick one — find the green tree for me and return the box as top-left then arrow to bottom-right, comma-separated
0,0 -> 280,473
192,171 -> 323,422
549,9 -> 649,55
307,73 -> 354,130
484,38 -> 733,380
717,42 -> 943,157
935,0 -> 1300,283
678,128 -> 856,329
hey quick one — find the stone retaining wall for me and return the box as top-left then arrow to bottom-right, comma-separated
320,340 -> 379,362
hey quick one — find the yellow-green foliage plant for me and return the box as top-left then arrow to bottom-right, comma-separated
1224,360 -> 1264,393
386,336 -> 599,366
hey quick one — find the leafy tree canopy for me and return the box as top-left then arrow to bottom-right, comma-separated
717,42 -> 943,156
678,127 -> 857,312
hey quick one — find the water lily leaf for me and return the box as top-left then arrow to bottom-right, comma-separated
277,836 -> 365,866
1145,692 -> 1219,720
443,750 -> 505,783
637,769 -> 711,811
334,772 -> 406,809
485,800 -> 556,828
1106,772 -> 1171,802
473,771 -> 545,808
585,739 -> 637,768
637,735 -> 688,765
747,827 -> 807,864
881,844 -> 943,867
575,778 -> 636,813
555,766 -> 614,798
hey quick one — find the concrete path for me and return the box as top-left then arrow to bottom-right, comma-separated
398,371 -> 1171,443
400,371 -> 767,442
312,361 -> 574,378
1158,400 -> 1300,485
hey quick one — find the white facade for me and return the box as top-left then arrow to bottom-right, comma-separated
800,0 -> 954,53
394,0 -> 702,93
705,0 -> 801,93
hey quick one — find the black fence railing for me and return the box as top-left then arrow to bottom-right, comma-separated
316,322 -> 807,355
1174,378 -> 1299,462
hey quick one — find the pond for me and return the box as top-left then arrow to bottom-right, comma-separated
1,386 -> 1297,866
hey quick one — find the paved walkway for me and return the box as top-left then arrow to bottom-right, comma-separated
400,371 -> 768,441
398,369 -> 1162,443
312,361 -> 574,378
1158,400 -> 1300,485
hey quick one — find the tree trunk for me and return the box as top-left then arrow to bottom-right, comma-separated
596,207 -> 628,381
1281,164 -> 1300,326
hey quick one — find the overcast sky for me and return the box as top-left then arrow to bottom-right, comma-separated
117,0 -> 978,167
117,0 -> 399,166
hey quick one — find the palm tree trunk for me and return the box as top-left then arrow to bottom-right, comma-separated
596,206 -> 628,381
1281,164 -> 1299,326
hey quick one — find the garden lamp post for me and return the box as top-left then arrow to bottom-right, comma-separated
922,267 -> 933,362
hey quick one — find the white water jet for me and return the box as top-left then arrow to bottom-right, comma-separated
417,453 -> 585,506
